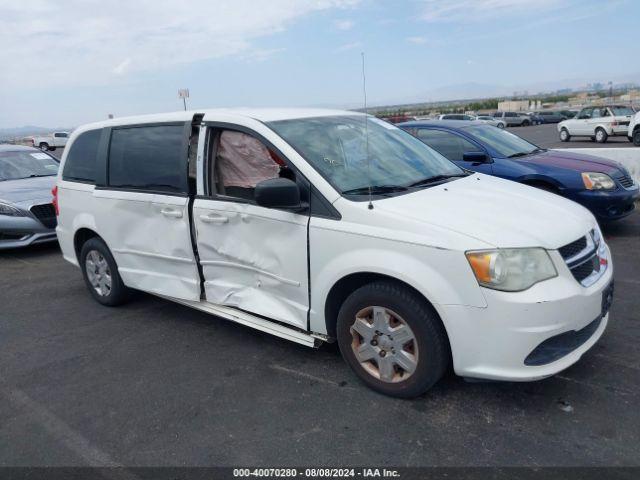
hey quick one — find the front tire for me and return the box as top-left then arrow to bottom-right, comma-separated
336,281 -> 449,398
497,122 -> 505,129
595,128 -> 608,143
559,128 -> 571,142
522,120 -> 531,127
633,129 -> 640,146
39,142 -> 49,151
80,237 -> 131,306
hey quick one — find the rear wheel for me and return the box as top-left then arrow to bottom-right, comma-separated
633,129 -> 640,146
559,128 -> 571,142
497,122 -> 505,129
80,237 -> 131,306
39,142 -> 49,151
595,128 -> 608,143
522,120 -> 531,127
336,281 -> 449,398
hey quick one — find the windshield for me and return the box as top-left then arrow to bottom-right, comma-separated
610,106 -> 634,116
267,115 -> 463,195
462,124 -> 540,157
0,150 -> 59,181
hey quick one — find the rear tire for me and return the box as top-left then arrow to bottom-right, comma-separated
497,122 -> 505,129
559,128 -> 571,142
595,128 -> 608,143
633,129 -> 640,146
522,120 -> 531,127
336,281 -> 449,398
80,237 -> 131,306
39,142 -> 49,151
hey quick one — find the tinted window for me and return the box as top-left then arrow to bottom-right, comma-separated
63,129 -> 101,182
611,106 -> 634,116
108,125 -> 186,193
505,112 -> 517,118
416,129 -> 481,162
0,150 -> 59,181
54,133 -> 68,138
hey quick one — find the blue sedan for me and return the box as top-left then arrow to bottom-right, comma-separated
398,120 -> 639,222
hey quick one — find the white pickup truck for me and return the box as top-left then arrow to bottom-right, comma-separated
30,132 -> 70,151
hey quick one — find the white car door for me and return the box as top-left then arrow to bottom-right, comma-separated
571,108 -> 592,136
192,124 -> 310,330
95,123 -> 201,301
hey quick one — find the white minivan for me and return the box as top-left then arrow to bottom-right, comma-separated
54,109 -> 614,397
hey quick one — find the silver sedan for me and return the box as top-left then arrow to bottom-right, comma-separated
0,145 -> 59,249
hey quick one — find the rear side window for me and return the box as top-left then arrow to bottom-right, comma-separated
62,129 -> 101,183
108,125 -> 187,194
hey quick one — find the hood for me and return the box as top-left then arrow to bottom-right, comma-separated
0,176 -> 56,206
520,149 -> 621,173
373,174 -> 595,250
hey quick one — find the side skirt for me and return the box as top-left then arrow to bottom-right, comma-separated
155,295 -> 327,348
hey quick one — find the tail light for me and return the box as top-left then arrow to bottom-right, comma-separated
52,186 -> 59,216
611,121 -> 618,127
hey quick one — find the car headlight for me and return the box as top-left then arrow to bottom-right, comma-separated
0,201 -> 26,217
582,172 -> 615,190
466,248 -> 557,292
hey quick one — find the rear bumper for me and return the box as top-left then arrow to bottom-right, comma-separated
0,216 -> 57,249
438,248 -> 613,382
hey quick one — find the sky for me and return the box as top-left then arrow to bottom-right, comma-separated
0,0 -> 638,128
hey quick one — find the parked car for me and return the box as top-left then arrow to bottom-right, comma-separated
28,132 -> 70,151
492,111 -> 531,127
534,111 -> 566,123
57,109 -> 614,398
526,112 -> 545,125
475,115 -> 505,128
399,120 -> 639,222
628,110 -> 640,146
559,110 -> 578,119
558,105 -> 635,143
0,145 -> 59,249
437,114 -> 476,121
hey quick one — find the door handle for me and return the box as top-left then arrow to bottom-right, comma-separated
160,208 -> 183,219
199,213 -> 229,224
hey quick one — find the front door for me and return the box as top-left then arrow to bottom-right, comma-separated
192,127 -> 310,329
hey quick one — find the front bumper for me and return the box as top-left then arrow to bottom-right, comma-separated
0,215 -> 57,249
569,186 -> 639,221
438,246 -> 613,382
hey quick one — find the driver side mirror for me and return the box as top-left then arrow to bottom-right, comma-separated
255,178 -> 306,211
462,151 -> 490,163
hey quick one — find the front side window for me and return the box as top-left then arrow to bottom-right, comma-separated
0,150 -> 59,181
63,129 -> 101,182
108,125 -> 186,194
416,129 -> 480,162
211,130 -> 287,202
462,124 -> 540,158
267,115 -> 462,195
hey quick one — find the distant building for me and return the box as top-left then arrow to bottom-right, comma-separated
497,100 -> 532,112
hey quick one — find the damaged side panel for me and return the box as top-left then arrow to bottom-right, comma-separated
193,199 -> 309,330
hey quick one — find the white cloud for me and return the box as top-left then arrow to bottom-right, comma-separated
406,36 -> 428,45
334,19 -> 355,30
335,41 -> 362,52
0,0 -> 360,88
418,0 -> 565,22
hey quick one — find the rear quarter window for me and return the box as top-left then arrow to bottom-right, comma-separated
107,125 -> 187,194
62,129 -> 101,183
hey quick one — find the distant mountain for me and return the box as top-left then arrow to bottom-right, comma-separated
0,126 -> 73,141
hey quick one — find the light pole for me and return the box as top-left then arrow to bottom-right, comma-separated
178,89 -> 190,111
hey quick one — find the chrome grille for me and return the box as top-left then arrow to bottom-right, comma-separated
559,232 -> 603,286
613,171 -> 634,189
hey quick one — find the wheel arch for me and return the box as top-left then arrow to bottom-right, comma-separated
73,227 -> 103,262
519,175 -> 563,192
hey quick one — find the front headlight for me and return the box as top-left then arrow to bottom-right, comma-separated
0,201 -> 26,217
466,248 -> 557,292
582,172 -> 615,190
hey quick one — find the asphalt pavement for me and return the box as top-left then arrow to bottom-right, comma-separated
1,212 -> 639,467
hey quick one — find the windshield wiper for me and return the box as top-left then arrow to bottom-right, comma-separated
29,174 -> 56,178
408,173 -> 468,188
342,185 -> 409,196
529,148 -> 547,154
508,152 -> 530,158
